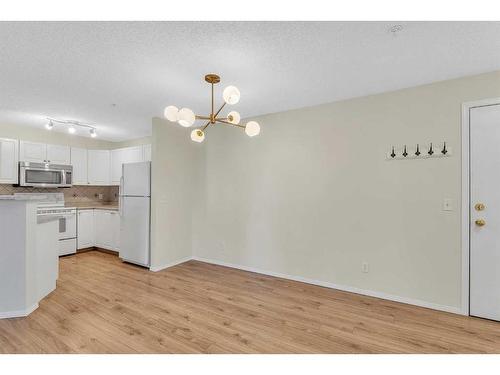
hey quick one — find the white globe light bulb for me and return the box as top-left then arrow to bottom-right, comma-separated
164,105 -> 179,122
45,121 -> 54,130
190,129 -> 205,143
90,128 -> 97,138
245,121 -> 260,137
177,108 -> 196,127
227,111 -> 240,125
223,85 -> 240,105
68,125 -> 76,134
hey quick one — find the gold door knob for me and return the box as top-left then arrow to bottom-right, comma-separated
475,203 -> 485,211
475,219 -> 486,227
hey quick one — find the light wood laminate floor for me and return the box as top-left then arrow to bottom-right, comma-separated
1,251 -> 500,353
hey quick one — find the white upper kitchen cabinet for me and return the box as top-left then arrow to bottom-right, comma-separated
71,147 -> 88,185
143,144 -> 152,162
87,150 -> 110,185
110,148 -> 125,185
0,138 -> 19,184
46,144 -> 71,164
19,141 -> 47,163
110,146 -> 144,185
122,146 -> 143,165
20,141 -> 70,164
77,209 -> 94,249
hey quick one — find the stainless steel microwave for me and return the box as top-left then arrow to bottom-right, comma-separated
18,162 -> 73,188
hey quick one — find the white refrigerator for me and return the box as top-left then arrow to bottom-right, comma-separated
119,161 -> 151,267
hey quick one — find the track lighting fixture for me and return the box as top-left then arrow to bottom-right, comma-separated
45,118 -> 98,138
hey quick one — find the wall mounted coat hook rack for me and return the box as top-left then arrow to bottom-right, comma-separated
442,142 -> 448,155
386,141 -> 451,161
390,146 -> 396,158
402,145 -> 408,157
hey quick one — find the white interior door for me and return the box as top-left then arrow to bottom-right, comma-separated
470,103 -> 500,321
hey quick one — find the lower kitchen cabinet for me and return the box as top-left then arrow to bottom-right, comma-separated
77,210 -> 95,249
77,209 -> 120,251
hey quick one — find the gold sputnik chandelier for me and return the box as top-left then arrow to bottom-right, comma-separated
164,74 -> 261,143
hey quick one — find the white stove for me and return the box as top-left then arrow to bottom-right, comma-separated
16,193 -> 77,256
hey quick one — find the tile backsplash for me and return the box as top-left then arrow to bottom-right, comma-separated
0,184 -> 119,203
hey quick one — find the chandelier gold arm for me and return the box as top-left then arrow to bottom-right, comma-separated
201,120 -> 211,131
195,102 -> 227,132
211,82 -> 215,123
214,102 -> 226,118
195,115 -> 211,120
216,119 -> 245,129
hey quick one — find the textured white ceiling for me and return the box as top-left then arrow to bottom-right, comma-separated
1,21 -> 500,141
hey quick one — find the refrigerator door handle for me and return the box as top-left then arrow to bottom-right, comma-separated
119,176 -> 124,217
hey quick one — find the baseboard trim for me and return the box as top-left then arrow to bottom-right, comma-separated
192,256 -> 463,315
0,303 -> 38,319
77,247 -> 118,256
150,256 -> 193,272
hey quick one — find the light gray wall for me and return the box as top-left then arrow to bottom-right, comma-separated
112,136 -> 152,149
150,118 -> 201,269
0,122 -> 151,150
0,122 -> 115,149
192,70 -> 500,312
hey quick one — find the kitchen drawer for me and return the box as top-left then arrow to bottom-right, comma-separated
59,238 -> 77,257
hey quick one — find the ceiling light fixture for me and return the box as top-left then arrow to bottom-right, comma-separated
389,24 -> 403,36
164,73 -> 260,142
45,118 -> 98,138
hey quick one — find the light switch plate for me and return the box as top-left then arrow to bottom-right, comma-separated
362,262 -> 369,273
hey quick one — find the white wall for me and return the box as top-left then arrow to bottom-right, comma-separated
191,70 -> 500,312
150,118 -> 201,270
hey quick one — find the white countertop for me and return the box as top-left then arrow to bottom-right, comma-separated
0,194 -> 48,201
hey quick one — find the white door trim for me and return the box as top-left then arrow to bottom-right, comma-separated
461,97 -> 500,316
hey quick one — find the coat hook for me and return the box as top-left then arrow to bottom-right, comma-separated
402,145 -> 408,157
390,146 -> 396,158
441,142 -> 448,155
415,144 -> 421,156
428,142 -> 434,156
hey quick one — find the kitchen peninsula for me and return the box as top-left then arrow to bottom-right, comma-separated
0,195 -> 59,318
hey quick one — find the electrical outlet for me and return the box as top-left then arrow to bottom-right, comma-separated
362,262 -> 369,273
98,193 -> 104,200
443,198 -> 453,211
218,241 -> 226,253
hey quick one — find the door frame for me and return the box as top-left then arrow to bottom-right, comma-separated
461,97 -> 500,316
